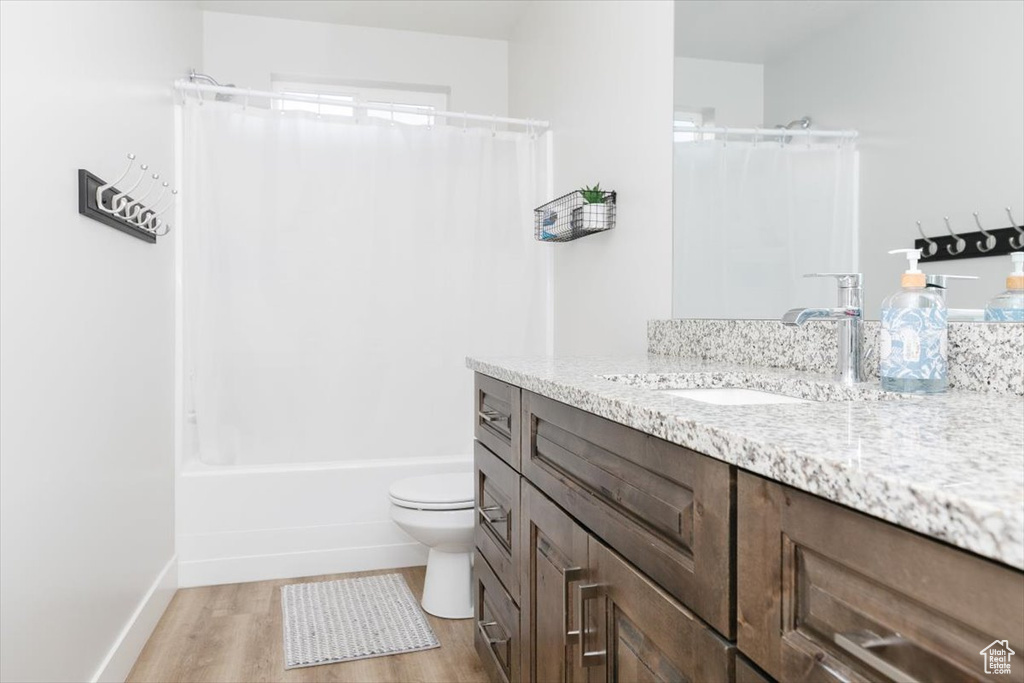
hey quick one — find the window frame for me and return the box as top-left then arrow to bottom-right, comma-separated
271,79 -> 448,127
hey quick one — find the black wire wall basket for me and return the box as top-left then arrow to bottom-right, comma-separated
535,189 -> 617,242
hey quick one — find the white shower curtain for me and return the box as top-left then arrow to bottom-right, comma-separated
672,140 -> 858,318
182,100 -> 547,466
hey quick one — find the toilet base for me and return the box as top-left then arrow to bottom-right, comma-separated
420,548 -> 473,619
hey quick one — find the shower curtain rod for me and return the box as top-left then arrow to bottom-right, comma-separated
173,80 -> 550,129
675,124 -> 858,139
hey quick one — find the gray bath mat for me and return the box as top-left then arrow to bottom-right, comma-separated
281,573 -> 440,669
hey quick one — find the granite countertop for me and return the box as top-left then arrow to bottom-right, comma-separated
467,354 -> 1024,570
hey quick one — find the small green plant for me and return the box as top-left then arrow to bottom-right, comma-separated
580,183 -> 605,204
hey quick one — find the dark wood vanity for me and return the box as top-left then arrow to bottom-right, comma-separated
472,373 -> 1024,683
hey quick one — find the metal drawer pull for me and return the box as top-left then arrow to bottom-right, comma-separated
562,566 -> 583,645
478,504 -> 508,525
477,620 -> 510,646
835,630 -> 933,683
478,409 -> 509,426
576,583 -> 607,668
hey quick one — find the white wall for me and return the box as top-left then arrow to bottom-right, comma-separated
0,2 -> 200,681
202,11 -> 508,116
764,0 -> 1024,313
509,0 -> 675,354
674,57 -> 763,126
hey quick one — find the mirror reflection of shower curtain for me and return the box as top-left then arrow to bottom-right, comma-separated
672,140 -> 858,318
182,100 -> 547,466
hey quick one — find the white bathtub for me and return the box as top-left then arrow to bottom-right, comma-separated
175,455 -> 472,587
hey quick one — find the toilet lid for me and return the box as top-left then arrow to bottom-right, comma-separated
389,472 -> 474,511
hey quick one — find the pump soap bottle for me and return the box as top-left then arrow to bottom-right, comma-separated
879,248 -> 948,394
984,252 -> 1024,322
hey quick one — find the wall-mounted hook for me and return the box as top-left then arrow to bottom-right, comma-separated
119,173 -> 160,220
105,163 -> 149,214
942,216 -> 967,255
95,153 -> 135,209
139,189 -> 177,231
973,212 -> 996,252
915,221 -> 938,257
79,167 -> 166,244
1009,207 -> 1024,250
153,222 -> 171,237
129,181 -> 168,226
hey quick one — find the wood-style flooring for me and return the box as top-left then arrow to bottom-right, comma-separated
127,566 -> 487,683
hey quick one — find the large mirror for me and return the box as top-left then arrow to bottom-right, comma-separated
672,0 -> 1024,320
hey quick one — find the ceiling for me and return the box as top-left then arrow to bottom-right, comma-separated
675,0 -> 877,63
198,0 -> 533,41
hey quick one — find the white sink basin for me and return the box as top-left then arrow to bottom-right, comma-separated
661,388 -> 812,405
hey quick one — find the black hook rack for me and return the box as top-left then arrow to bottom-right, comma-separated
77,169 -> 160,243
915,219 -> 1023,263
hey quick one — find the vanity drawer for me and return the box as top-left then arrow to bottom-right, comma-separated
475,440 -> 521,603
475,374 -> 521,471
520,390 -> 735,638
475,554 -> 521,683
737,472 -> 1024,683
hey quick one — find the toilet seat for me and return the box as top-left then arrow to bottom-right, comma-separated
389,472 -> 474,511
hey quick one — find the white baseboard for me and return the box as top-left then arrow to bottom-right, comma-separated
91,554 -> 178,683
178,540 -> 427,587
176,458 -> 464,588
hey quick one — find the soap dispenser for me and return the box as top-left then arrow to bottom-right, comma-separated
879,248 -> 948,394
984,252 -> 1024,322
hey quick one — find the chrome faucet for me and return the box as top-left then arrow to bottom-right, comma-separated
782,273 -> 863,385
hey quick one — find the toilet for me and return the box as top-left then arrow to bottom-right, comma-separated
389,472 -> 475,619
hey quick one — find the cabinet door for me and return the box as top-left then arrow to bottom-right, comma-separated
738,471 -> 1024,683
520,482 -> 589,683
582,538 -> 735,683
